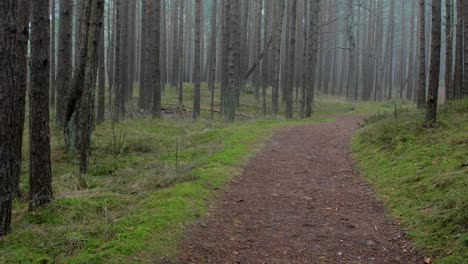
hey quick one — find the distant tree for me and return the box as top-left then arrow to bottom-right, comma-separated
193,0 -> 202,119
97,25 -> 106,124
304,0 -> 319,117
177,0 -> 185,110
29,0 -> 53,210
417,0 -> 427,108
445,0 -> 453,101
464,0 -> 468,97
208,0 -> 218,118
272,0 -> 285,116
453,0 -> 463,99
285,0 -> 297,119
407,0 -> 417,101
138,1 -> 148,108
253,0 -> 262,100
426,0 -> 442,124
151,0 -> 162,119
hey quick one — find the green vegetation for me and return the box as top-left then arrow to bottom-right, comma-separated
352,99 -> 468,264
0,83 -> 401,263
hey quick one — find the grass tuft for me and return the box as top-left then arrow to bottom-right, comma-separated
352,99 -> 468,264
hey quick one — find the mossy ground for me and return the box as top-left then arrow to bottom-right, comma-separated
1,84 -> 393,263
352,99 -> 468,264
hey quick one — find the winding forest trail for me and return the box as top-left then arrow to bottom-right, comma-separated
179,116 -> 423,264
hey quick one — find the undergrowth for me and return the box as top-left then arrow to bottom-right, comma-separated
0,83 -> 397,263
352,99 -> 468,264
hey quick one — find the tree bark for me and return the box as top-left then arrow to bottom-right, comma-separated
50,0 -> 57,109
151,0 -> 162,119
56,0 -> 73,127
0,0 -> 19,236
271,0 -> 285,116
29,0 -> 53,211
209,0 -> 218,118
193,0 -> 202,119
285,0 -> 297,119
426,0 -> 441,124
97,22 -> 105,124
305,0 -> 320,117
453,0 -> 463,99
79,0 -> 104,174
445,0 -> 453,101
417,0 -> 427,108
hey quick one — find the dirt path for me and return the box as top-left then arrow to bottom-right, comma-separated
179,116 -> 423,263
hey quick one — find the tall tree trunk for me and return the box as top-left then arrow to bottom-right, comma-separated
209,0 -> 218,118
453,0 -> 463,99
305,0 -> 320,117
285,0 -> 297,119
152,0 -> 162,119
50,0 -> 57,109
224,0 -> 241,122
113,0 -> 122,122
56,0 -> 73,126
29,0 -> 53,210
407,0 -> 417,101
426,0 -> 441,123
272,0 -> 285,116
79,0 -> 104,174
12,0 -> 31,199
0,0 -> 19,236
161,0 -> 167,86
253,0 -> 262,100
193,0 -> 202,119
387,0 -> 395,100
138,1 -> 148,108
463,0 -> 468,97
346,0 -> 355,100
445,0 -> 453,101
417,0 -> 427,108
177,0 -> 185,110
107,0 -> 114,109
399,0 -> 407,99
97,23 -> 105,124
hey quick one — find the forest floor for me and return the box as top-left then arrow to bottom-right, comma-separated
179,115 -> 424,263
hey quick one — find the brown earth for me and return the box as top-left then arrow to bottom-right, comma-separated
178,115 -> 424,264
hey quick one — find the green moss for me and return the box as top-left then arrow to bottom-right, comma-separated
1,82 -> 399,263
352,99 -> 468,264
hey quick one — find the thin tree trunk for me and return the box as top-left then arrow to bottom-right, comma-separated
285,0 -> 297,118
97,23 -> 105,123
209,0 -> 218,118
445,0 -> 453,101
453,0 -> 463,99
50,0 -> 57,109
407,0 -> 417,101
152,0 -> 162,119
272,0 -> 286,116
417,0 -> 427,108
305,0 -> 320,117
426,0 -> 441,123
193,0 -> 202,119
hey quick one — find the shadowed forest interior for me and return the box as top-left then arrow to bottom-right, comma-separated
0,0 -> 467,263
